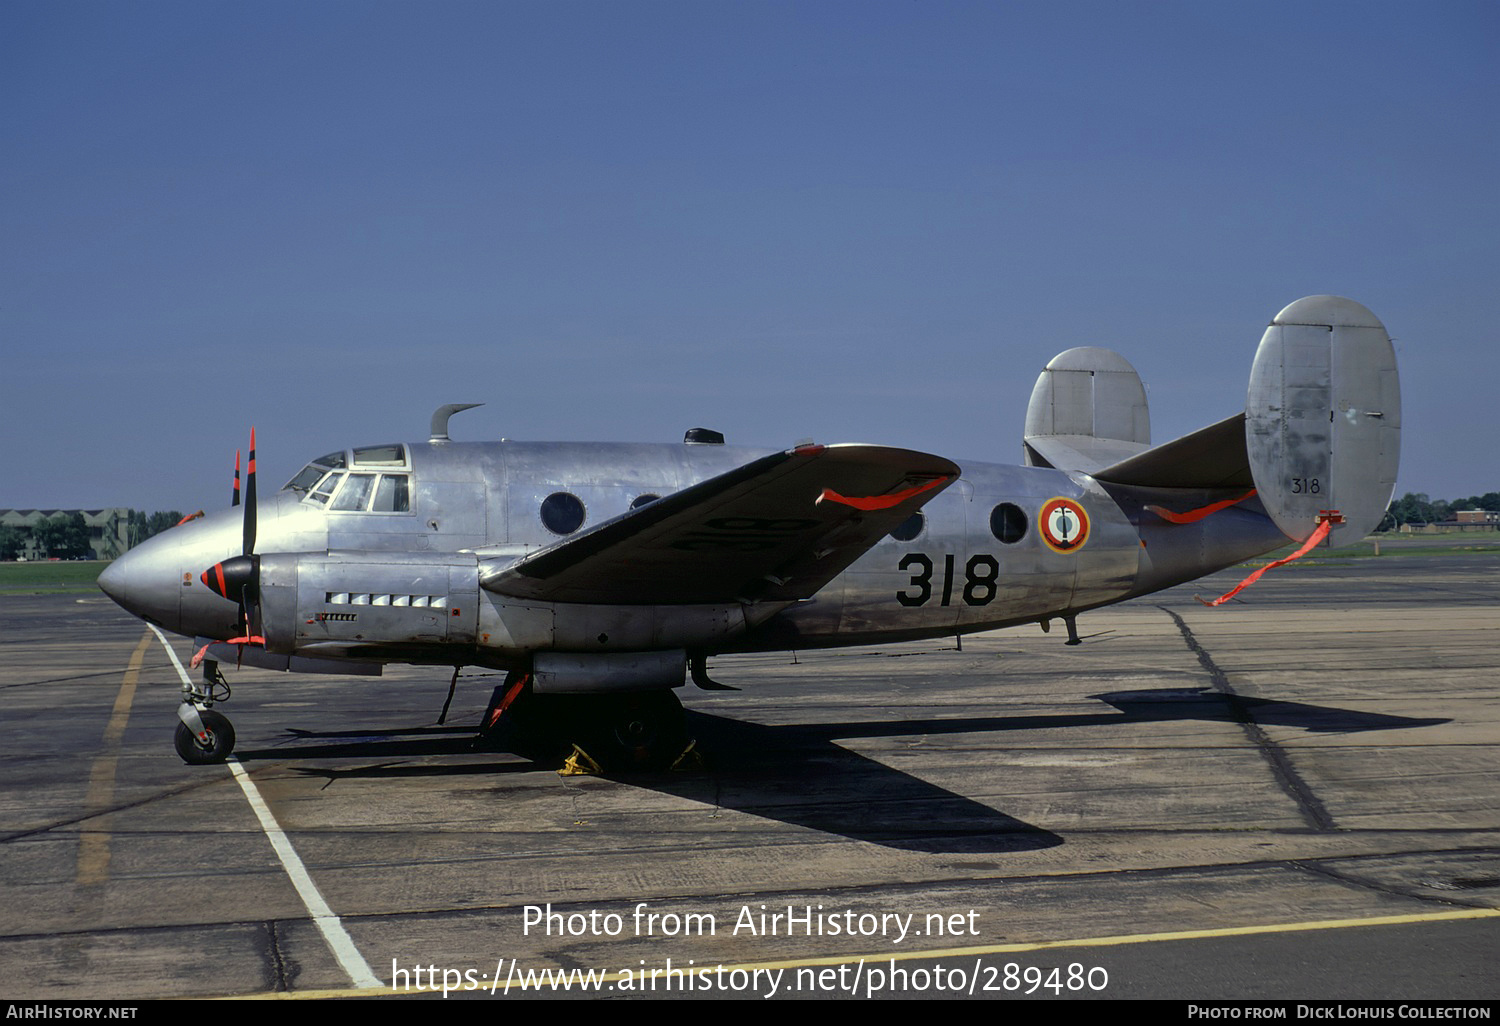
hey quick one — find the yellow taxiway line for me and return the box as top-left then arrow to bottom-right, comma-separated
230,905 -> 1500,999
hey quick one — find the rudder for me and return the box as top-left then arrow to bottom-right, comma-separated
1246,296 -> 1400,546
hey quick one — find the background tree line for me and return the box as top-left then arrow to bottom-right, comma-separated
1379,491 -> 1500,531
0,510 -> 184,560
126,510 -> 188,546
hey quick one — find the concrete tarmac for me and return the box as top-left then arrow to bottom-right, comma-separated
1,551 -> 1496,1000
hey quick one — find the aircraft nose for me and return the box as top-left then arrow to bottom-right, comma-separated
97,532 -> 184,630
97,557 -> 128,607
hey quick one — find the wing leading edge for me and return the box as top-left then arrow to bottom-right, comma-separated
481,444 -> 960,605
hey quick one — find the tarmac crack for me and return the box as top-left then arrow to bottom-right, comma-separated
1158,605 -> 1335,832
0,774 -> 229,845
262,919 -> 293,992
1288,858 -> 1500,912
0,667 -> 147,689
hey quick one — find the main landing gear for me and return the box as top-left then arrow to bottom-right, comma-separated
170,662 -> 693,772
478,671 -> 693,773
174,659 -> 236,764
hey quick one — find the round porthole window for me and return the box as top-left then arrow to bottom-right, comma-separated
990,502 -> 1027,544
540,492 -> 586,534
890,512 -> 925,542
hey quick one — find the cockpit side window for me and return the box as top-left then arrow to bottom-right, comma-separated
308,472 -> 344,505
331,473 -> 376,511
373,474 -> 410,512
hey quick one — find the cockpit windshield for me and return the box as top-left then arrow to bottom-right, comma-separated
283,452 -> 347,494
283,445 -> 410,512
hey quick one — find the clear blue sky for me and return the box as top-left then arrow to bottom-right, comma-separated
4,0 -> 1496,513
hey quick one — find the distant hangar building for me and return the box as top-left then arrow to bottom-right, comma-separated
0,508 -> 132,561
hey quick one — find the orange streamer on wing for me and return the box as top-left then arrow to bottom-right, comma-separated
817,476 -> 949,511
1146,489 -> 1257,524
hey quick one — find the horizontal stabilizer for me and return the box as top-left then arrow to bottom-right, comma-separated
1093,413 -> 1252,490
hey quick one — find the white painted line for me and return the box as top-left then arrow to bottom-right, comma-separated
150,626 -> 382,989
223,758 -> 382,988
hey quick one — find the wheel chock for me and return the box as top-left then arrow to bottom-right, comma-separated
558,745 -> 603,776
670,740 -> 704,772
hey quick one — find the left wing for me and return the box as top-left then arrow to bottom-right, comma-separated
481,444 -> 959,605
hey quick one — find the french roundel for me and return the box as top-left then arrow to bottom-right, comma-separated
1039,497 -> 1090,553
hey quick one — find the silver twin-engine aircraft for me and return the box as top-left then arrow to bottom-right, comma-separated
100,296 -> 1400,771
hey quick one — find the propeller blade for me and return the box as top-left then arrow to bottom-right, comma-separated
199,427 -> 266,647
243,428 -> 257,556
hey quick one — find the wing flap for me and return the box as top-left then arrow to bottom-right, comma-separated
482,444 -> 959,605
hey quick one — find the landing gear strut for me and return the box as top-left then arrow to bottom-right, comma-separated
175,659 -> 236,764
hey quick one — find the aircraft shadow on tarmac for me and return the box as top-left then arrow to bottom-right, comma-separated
236,688 -> 1447,855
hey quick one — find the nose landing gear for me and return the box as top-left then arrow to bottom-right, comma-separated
175,659 -> 236,764
174,708 -> 236,764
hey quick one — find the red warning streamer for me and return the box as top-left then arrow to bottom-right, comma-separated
817,476 -> 949,511
1197,519 -> 1334,607
1147,489 -> 1257,525
189,636 -> 267,669
486,672 -> 531,729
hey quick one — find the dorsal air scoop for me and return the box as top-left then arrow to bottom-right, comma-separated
430,403 -> 484,442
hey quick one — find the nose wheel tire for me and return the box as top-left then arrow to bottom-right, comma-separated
174,709 -> 236,764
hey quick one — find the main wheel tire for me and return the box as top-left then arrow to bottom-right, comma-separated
174,709 -> 236,764
481,687 -> 689,771
585,690 -> 688,771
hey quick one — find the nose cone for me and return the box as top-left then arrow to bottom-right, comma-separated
97,558 -> 128,607
97,530 -> 186,629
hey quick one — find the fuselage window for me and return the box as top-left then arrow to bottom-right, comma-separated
331,473 -> 376,511
630,493 -> 661,509
890,512 -> 925,541
991,502 -> 1027,544
540,492 -> 586,535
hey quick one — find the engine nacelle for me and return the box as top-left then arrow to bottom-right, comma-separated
257,551 -> 480,661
